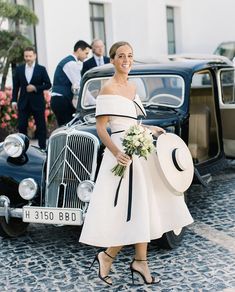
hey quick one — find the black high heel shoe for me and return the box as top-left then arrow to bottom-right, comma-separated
130,259 -> 160,285
89,251 -> 115,286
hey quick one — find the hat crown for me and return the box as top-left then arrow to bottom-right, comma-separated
174,148 -> 190,171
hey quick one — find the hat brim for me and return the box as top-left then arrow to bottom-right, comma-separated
156,133 -> 194,193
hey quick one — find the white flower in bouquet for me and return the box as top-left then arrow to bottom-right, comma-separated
111,124 -> 155,177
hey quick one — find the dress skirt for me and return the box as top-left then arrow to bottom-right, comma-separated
79,128 -> 193,247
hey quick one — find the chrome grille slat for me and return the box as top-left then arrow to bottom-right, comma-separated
45,131 -> 100,209
66,145 -> 91,176
48,146 -> 66,183
48,160 -> 65,187
65,160 -> 82,182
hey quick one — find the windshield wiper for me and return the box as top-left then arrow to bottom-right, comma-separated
144,103 -> 179,113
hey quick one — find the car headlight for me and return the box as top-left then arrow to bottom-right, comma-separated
3,133 -> 29,158
77,180 -> 94,202
18,178 -> 38,200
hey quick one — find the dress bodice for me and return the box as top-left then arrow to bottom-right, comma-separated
95,94 -> 146,133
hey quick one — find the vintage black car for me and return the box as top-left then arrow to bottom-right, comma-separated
1,56 -> 235,248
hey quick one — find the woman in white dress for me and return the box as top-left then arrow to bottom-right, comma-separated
79,41 -> 193,286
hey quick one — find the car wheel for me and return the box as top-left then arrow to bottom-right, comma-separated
155,227 -> 186,249
0,217 -> 29,237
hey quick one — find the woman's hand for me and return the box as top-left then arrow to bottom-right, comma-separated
148,125 -> 166,137
115,151 -> 131,166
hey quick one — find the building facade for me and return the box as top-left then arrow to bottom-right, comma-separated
4,0 -> 235,81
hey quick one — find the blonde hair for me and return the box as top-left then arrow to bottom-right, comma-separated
109,41 -> 133,59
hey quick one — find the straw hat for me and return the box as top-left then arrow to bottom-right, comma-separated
156,133 -> 194,193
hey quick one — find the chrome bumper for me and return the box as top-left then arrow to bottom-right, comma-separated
0,195 -> 87,225
0,195 -> 23,223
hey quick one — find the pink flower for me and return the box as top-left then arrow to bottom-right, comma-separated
28,121 -> 35,129
0,91 -> 6,100
45,109 -> 50,117
4,114 -> 11,121
0,122 -> 7,128
44,90 -> 51,103
5,87 -> 12,98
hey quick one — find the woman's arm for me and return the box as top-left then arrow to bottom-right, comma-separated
96,116 -> 130,166
143,125 -> 166,137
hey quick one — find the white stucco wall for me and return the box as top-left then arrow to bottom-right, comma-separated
180,0 -> 235,54
110,0 -> 165,59
110,0 -> 169,60
34,0 -> 91,79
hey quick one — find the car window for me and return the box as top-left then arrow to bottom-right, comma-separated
214,42 -> 235,61
82,78 -> 109,107
220,69 -> 235,104
191,71 -> 212,87
82,75 -> 184,108
129,77 -> 147,99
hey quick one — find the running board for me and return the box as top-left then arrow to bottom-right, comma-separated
194,167 -> 212,187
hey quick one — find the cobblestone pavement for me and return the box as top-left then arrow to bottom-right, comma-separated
1,161 -> 235,292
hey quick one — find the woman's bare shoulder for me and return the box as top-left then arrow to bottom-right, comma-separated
99,80 -> 116,95
128,80 -> 137,91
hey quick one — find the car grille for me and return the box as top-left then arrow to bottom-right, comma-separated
45,131 -> 100,208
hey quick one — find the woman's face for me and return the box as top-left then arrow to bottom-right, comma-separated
111,45 -> 133,74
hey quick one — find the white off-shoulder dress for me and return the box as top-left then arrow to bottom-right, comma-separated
79,94 -> 193,247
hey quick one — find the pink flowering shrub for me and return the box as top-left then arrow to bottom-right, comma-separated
0,87 -> 18,133
0,87 -> 56,139
43,90 -> 57,135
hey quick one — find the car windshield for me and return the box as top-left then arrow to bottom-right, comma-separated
81,75 -> 185,108
214,42 -> 235,61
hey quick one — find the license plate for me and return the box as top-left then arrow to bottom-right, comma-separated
23,206 -> 83,225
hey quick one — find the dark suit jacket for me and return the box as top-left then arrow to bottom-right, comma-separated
12,64 -> 51,111
81,56 -> 110,76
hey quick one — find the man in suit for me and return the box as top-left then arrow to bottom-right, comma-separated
51,40 -> 91,126
12,47 -> 51,150
81,39 -> 110,76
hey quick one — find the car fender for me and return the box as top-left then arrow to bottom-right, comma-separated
0,144 -> 46,202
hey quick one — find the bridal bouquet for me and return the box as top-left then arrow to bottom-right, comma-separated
111,124 -> 155,177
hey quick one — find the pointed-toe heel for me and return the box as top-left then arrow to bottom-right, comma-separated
130,259 -> 160,285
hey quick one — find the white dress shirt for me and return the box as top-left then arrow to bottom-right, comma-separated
63,54 -> 82,87
52,54 -> 82,96
94,55 -> 104,66
25,62 -> 35,83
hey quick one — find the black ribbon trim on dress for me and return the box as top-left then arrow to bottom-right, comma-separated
172,148 -> 184,172
133,100 -> 147,117
114,176 -> 123,207
112,129 -> 133,222
127,161 -> 133,221
114,161 -> 133,222
111,130 -> 125,135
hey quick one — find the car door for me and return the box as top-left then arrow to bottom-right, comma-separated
218,68 -> 235,157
